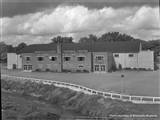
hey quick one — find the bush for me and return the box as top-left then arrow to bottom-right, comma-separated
138,68 -> 146,71
76,69 -> 81,73
124,67 -> 131,70
83,69 -> 89,73
45,68 -> 50,72
110,64 -> 117,72
133,68 -> 138,70
118,64 -> 122,70
35,69 -> 41,72
154,63 -> 159,70
62,69 -> 71,73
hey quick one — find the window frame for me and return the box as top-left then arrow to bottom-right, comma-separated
77,56 -> 85,61
49,56 -> 57,61
64,56 -> 71,62
37,56 -> 44,61
25,56 -> 31,61
95,55 -> 104,61
23,65 -> 32,71
114,54 -> 119,57
128,54 -> 134,57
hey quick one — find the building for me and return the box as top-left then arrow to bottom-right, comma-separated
7,41 -> 154,72
7,53 -> 22,69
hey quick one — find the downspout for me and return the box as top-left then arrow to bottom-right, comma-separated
91,40 -> 94,72
57,39 -> 63,72
137,42 -> 142,68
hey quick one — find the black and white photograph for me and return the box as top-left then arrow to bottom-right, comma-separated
1,0 -> 160,120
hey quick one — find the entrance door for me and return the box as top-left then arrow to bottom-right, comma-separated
94,64 -> 106,72
12,64 -> 16,69
23,65 -> 32,72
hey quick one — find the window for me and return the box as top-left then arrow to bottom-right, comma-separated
128,54 -> 134,57
64,57 -> 71,61
37,56 -> 44,61
24,65 -> 32,70
94,65 -> 99,71
25,56 -> 30,61
49,56 -> 57,61
77,57 -> 85,61
79,65 -> 84,68
100,65 -> 105,71
95,56 -> 104,61
114,54 -> 119,57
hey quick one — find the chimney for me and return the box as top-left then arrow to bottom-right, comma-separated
57,41 -> 63,72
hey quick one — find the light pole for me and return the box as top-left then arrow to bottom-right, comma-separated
121,74 -> 125,93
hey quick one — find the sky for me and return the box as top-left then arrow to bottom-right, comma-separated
1,0 -> 160,46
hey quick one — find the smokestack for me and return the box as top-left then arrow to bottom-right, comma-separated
57,40 -> 63,72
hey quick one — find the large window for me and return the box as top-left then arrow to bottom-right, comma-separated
94,65 -> 106,72
37,56 -> 44,61
24,65 -> 32,70
77,57 -> 85,61
64,57 -> 71,61
49,56 -> 57,61
95,56 -> 104,61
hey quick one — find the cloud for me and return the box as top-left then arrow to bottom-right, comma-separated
2,0 -> 158,17
1,5 -> 160,45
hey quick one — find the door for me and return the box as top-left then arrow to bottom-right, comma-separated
94,64 -> 106,72
13,64 -> 16,69
23,65 -> 32,71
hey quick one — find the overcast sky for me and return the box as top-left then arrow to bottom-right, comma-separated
1,0 -> 160,46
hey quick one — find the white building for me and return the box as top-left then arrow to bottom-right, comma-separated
7,53 -> 22,69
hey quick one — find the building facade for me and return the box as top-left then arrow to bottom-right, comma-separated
7,42 -> 154,72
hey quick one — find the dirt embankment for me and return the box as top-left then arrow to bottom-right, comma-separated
1,79 -> 160,120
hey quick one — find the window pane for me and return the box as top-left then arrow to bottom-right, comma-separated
114,54 -> 119,57
50,56 -> 57,61
96,56 -> 104,61
26,57 -> 30,61
77,57 -> 85,61
101,65 -> 105,71
128,54 -> 134,57
37,57 -> 43,61
95,65 -> 99,71
64,57 -> 71,61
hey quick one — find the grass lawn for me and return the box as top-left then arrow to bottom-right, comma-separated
1,67 -> 160,97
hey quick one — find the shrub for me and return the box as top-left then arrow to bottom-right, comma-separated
133,68 -> 138,70
83,69 -> 89,73
118,64 -> 122,70
45,68 -> 50,72
76,69 -> 81,73
110,64 -> 117,72
124,67 -> 131,70
35,69 -> 41,72
154,63 -> 159,70
62,69 -> 71,72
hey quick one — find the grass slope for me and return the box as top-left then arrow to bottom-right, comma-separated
1,78 -> 160,120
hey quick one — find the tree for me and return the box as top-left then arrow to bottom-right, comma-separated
15,42 -> 27,53
7,45 -> 15,53
51,36 -> 73,43
79,34 -> 97,43
79,37 -> 89,43
98,32 -> 134,42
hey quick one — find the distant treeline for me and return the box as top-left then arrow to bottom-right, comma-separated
0,32 -> 160,62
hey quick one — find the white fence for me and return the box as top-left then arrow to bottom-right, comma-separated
1,74 -> 160,104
